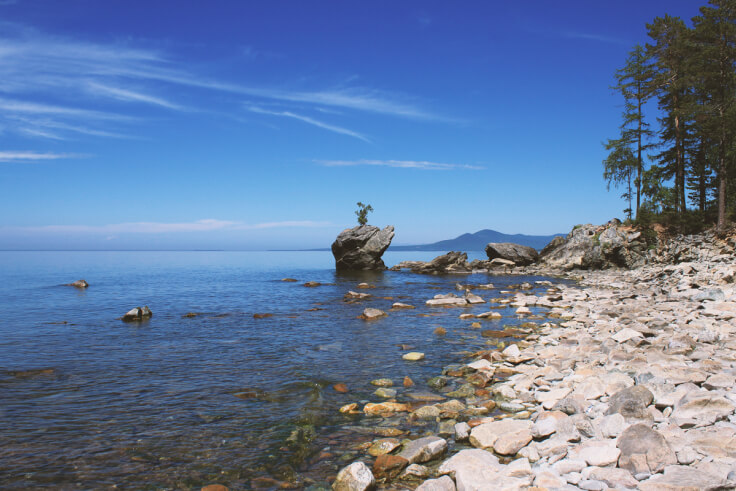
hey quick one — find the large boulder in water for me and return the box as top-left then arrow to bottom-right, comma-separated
540,220 -> 647,270
332,225 -> 395,271
485,242 -> 539,266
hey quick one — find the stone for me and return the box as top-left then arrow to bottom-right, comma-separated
617,423 -> 676,474
340,403 -> 359,413
332,225 -> 395,271
67,279 -> 88,288
501,344 -> 520,358
485,242 -> 539,266
638,465 -> 727,491
612,327 -> 643,343
402,352 -> 425,361
403,376 -> 414,387
531,410 -> 569,438
552,459 -> 586,475
201,485 -> 228,491
702,373 -> 735,391
434,327 -> 447,336
671,390 -> 736,425
587,467 -> 638,489
469,419 -> 533,455
363,402 -> 410,415
361,308 -> 387,320
599,413 -> 627,438
455,422 -> 471,441
570,439 -> 620,466
505,457 -> 533,478
345,291 -> 372,300
121,306 -> 153,322
467,359 -> 493,371
412,405 -> 441,420
605,385 -> 654,420
401,464 -> 429,479
398,436 -> 447,464
333,461 -> 376,491
367,438 -> 400,457
464,292 -> 485,304
372,454 -> 408,481
409,252 -> 471,274
373,388 -> 396,398
392,302 -> 415,309
333,383 -> 349,393
370,378 -> 393,387
416,476 -> 456,491
426,295 -> 468,307
438,449 -> 522,490
533,470 -> 566,488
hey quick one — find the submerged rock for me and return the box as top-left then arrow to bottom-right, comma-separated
66,279 -> 88,288
332,225 -> 395,271
360,308 -> 387,320
121,306 -> 153,322
398,436 -> 447,464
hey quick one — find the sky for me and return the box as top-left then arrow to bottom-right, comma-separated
0,0 -> 704,250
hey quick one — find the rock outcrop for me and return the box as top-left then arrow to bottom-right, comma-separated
66,279 -> 89,288
332,225 -> 395,271
540,219 -> 647,270
391,251 -> 471,274
485,242 -> 539,266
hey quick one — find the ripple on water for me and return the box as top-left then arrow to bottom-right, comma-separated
0,250 -> 567,488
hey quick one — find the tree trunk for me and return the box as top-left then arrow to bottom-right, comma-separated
636,97 -> 642,219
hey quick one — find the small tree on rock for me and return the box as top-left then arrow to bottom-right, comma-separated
355,202 -> 374,225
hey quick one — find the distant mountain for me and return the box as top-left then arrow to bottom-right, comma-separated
389,229 -> 565,252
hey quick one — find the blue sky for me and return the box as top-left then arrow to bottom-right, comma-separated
0,0 -> 701,250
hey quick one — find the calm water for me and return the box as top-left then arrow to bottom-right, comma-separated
0,251 -> 558,489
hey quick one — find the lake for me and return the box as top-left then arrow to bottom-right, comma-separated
0,250 -> 559,489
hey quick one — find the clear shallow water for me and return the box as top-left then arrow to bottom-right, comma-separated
0,251 -> 558,489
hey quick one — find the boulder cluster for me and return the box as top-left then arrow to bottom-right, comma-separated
332,232 -> 736,490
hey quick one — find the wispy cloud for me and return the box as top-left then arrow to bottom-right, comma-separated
86,82 -> 186,111
248,106 -> 370,142
318,159 -> 483,171
0,151 -> 77,163
563,32 -> 629,46
6,219 -> 333,234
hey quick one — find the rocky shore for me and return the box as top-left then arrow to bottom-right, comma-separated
330,227 -> 736,491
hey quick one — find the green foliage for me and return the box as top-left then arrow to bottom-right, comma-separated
604,0 -> 736,231
355,202 -> 374,225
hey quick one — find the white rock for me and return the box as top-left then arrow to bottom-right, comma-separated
467,359 -> 493,371
469,419 -> 533,455
570,440 -> 621,467
599,413 -> 627,438
398,436 -> 447,464
332,461 -> 375,491
454,422 -> 471,441
416,475 -> 456,491
612,327 -> 643,343
501,344 -> 520,358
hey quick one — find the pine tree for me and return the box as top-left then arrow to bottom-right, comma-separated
647,15 -> 694,215
603,138 -> 636,220
692,0 -> 736,230
611,44 -> 655,219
